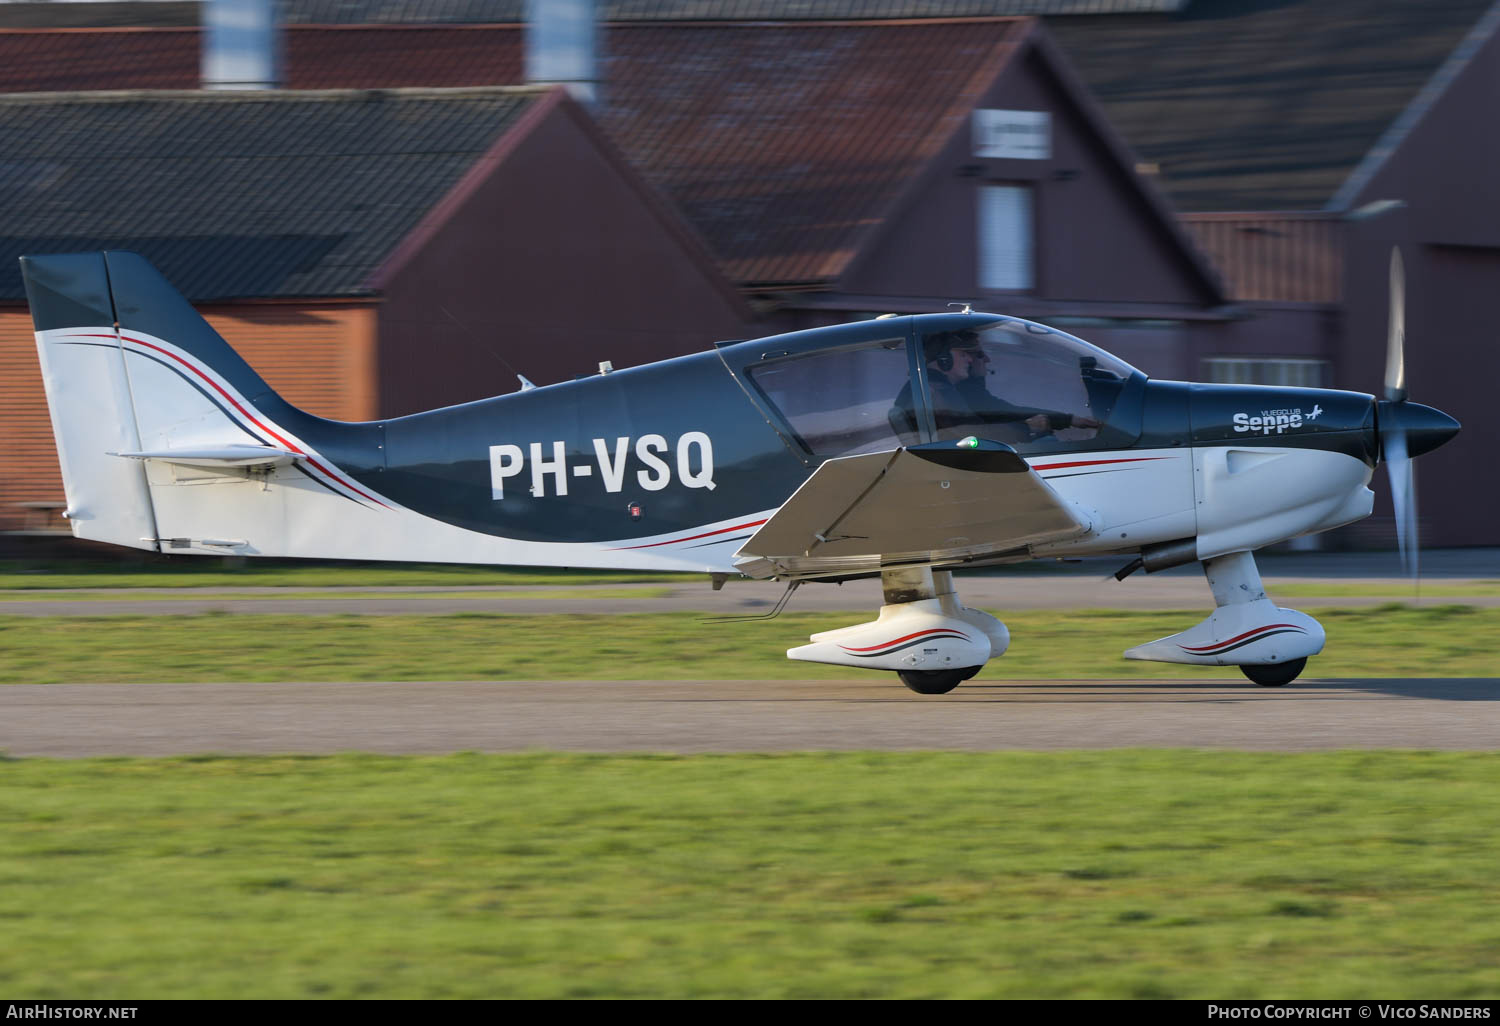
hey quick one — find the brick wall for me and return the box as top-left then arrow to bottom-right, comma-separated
0,302 -> 377,534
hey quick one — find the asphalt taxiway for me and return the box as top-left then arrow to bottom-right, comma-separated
3,549 -> 1494,757
3,677 -> 1496,757
2,548 -> 1494,616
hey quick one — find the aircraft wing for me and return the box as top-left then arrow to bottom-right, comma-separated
735,440 -> 1093,579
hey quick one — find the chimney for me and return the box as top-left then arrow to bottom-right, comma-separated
202,0 -> 283,90
526,0 -> 601,105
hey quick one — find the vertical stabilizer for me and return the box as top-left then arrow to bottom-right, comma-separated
23,253 -> 160,551
104,251 -> 280,410
25,250 -> 389,560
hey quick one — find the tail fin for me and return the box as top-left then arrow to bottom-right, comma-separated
24,251 -> 380,555
26,252 -> 159,550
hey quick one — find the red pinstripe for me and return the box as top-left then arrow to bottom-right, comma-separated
1180,623 -> 1301,654
69,332 -> 391,510
611,518 -> 768,550
839,627 -> 971,653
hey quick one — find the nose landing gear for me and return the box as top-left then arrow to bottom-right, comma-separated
1123,550 -> 1324,685
1240,657 -> 1308,687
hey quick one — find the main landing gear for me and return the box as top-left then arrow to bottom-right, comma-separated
786,567 -> 1007,695
1123,550 -> 1324,685
899,664 -> 984,695
782,551 -> 1321,693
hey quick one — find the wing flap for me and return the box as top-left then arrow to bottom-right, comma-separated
736,441 -> 1091,578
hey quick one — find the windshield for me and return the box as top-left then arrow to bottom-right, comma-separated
910,319 -> 1139,452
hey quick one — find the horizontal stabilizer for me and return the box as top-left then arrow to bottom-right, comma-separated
736,440 -> 1091,578
111,445 -> 303,468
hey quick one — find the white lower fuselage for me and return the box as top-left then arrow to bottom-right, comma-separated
1028,445 -> 1374,564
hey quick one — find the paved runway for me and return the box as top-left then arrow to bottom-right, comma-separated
3,551 -> 1493,757
4,548 -> 1495,615
3,677 -> 1496,757
0,574 -> 1489,616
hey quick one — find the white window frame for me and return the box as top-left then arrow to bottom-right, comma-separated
978,183 -> 1034,292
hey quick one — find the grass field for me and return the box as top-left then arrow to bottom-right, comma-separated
2,582 -> 1496,602
1,604 -> 1495,684
1274,582 -> 1500,598
3,568 -> 1495,999
3,750 -> 1498,999
0,586 -> 679,603
0,559 -> 695,590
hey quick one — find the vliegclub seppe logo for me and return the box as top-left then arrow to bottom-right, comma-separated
1233,404 -> 1323,435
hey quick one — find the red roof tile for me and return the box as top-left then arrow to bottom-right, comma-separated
604,21 -> 1027,285
0,19 -> 1027,286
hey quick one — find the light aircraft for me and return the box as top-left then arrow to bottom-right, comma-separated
23,251 -> 1458,693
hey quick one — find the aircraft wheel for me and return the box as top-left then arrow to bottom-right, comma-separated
958,665 -> 983,681
898,669 -> 968,695
1240,658 -> 1307,687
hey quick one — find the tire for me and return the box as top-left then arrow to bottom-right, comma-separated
958,665 -> 983,681
1240,657 -> 1307,687
898,669 -> 969,694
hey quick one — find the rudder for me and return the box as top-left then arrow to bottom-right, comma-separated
24,252 -> 159,550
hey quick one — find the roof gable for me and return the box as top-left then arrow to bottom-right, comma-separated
1048,0 -> 1497,212
841,18 -> 1225,304
4,1 -> 1492,217
0,88 -> 544,300
0,14 -> 1225,294
0,19 -> 1040,287
601,19 -> 1032,286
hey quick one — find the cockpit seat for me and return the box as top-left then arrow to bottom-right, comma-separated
888,403 -> 921,446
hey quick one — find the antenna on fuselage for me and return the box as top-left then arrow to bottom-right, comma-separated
947,301 -> 974,315
437,305 -> 534,394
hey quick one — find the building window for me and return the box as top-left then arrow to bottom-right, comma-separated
978,184 -> 1033,292
1203,358 -> 1328,388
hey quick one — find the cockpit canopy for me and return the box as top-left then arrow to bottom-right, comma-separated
732,315 -> 1145,462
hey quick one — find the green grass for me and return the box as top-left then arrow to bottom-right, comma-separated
0,559 -> 696,590
7,559 -> 1492,596
0,586 -> 677,603
1275,582 -> 1500,598
1,604 -> 1495,683
2,750 -> 1498,998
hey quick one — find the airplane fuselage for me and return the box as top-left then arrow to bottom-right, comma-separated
306,314 -> 1385,575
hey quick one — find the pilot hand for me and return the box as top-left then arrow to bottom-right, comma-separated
1071,415 -> 1103,429
1025,414 -> 1051,434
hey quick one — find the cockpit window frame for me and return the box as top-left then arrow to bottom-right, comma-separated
742,333 -> 916,463
716,313 -> 1147,466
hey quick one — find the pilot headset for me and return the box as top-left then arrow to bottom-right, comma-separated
927,333 -> 956,372
928,331 -> 978,373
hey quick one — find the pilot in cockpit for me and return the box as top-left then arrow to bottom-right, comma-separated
899,330 -> 1101,444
